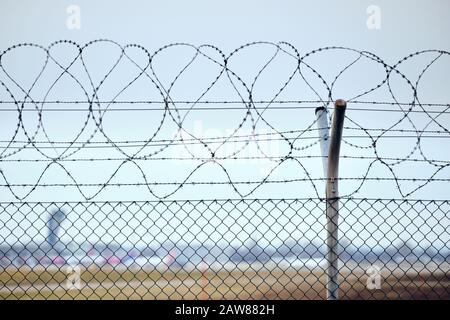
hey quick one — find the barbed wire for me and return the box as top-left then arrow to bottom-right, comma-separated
0,99 -> 449,106
0,40 -> 449,201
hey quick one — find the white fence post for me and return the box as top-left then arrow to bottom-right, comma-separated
315,106 -> 329,177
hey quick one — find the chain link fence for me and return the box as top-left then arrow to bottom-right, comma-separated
0,198 -> 448,299
0,41 -> 449,299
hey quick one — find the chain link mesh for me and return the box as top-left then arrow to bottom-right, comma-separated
0,198 -> 448,299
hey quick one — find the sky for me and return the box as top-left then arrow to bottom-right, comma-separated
0,0 -> 449,246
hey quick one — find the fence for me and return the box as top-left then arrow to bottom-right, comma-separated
0,41 -> 449,299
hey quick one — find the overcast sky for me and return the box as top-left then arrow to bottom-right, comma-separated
0,1 -> 449,246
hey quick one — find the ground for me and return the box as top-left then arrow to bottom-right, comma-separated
1,262 -> 448,299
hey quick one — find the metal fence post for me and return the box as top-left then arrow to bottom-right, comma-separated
325,99 -> 346,300
315,106 -> 329,177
